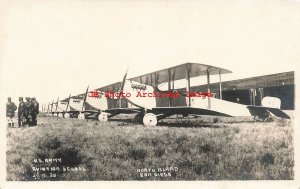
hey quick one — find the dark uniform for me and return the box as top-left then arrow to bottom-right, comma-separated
6,97 -> 17,127
18,97 -> 25,127
31,97 -> 39,126
24,97 -> 33,126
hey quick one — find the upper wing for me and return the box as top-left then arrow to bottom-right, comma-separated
129,63 -> 232,85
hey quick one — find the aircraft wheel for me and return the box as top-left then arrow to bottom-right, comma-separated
64,113 -> 70,118
58,113 -> 63,117
78,113 -> 85,119
143,113 -> 157,126
98,113 -> 108,122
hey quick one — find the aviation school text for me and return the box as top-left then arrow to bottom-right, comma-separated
89,91 -> 213,98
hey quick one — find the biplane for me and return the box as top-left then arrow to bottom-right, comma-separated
71,83 -> 138,120
102,63 -> 290,126
76,86 -> 104,120
55,100 -> 69,117
47,100 -> 55,116
54,87 -> 108,119
47,94 -> 84,118
57,88 -> 106,119
51,63 -> 290,126
47,98 -> 64,117
61,95 -> 84,118
46,102 -> 52,116
51,98 -> 60,117
46,88 -> 108,119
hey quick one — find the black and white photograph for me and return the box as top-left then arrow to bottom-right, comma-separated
0,0 -> 299,188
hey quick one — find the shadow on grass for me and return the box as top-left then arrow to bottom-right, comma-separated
157,121 -> 226,128
76,115 -> 288,128
108,118 -> 225,128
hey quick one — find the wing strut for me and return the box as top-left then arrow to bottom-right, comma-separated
117,68 -> 128,108
51,99 -> 54,113
168,69 -> 171,107
47,103 -> 50,114
207,68 -> 212,109
55,97 -> 59,112
219,71 -> 222,99
185,64 -> 191,106
66,94 -> 71,112
81,86 -> 89,111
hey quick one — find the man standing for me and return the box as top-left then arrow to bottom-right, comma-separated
24,97 -> 32,126
31,97 -> 39,126
18,97 -> 25,127
6,97 -> 17,127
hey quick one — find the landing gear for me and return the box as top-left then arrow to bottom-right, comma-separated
64,113 -> 70,118
254,114 -> 272,122
98,113 -> 108,122
182,113 -> 188,118
143,113 -> 157,126
133,113 -> 144,124
58,113 -> 63,118
78,113 -> 85,119
253,111 -> 271,122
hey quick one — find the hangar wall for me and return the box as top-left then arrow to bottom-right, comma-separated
191,72 -> 294,110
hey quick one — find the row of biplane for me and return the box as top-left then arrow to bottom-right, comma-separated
42,63 -> 290,126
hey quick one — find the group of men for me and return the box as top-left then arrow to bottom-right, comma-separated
6,97 -> 39,127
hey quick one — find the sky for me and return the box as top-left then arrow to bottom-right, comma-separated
0,0 -> 300,107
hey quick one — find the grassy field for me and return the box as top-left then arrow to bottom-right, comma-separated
6,114 -> 294,181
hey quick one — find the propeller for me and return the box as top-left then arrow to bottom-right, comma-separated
51,99 -> 54,113
65,94 -> 71,112
55,97 -> 59,112
117,68 -> 128,108
81,85 -> 89,112
47,103 -> 50,114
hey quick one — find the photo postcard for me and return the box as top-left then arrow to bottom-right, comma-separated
0,0 -> 299,189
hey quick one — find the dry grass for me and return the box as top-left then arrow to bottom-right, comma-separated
6,114 -> 294,181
